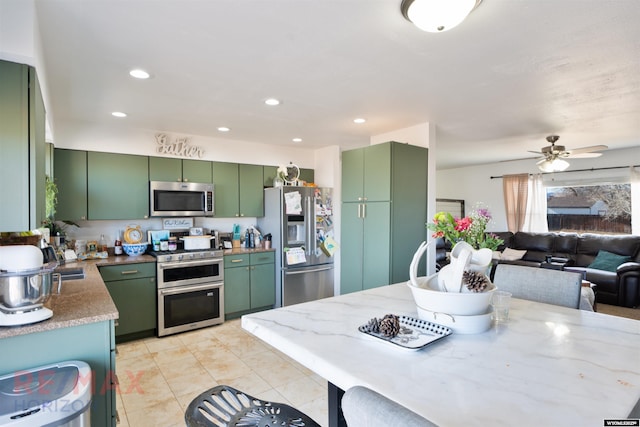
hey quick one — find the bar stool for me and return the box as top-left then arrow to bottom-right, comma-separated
185,384 -> 321,427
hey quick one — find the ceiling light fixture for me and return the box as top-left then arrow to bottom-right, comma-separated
111,111 -> 127,118
264,98 -> 281,106
400,0 -> 482,32
292,138 -> 302,143
353,118 -> 366,124
537,157 -> 570,173
217,127 -> 230,132
129,69 -> 150,79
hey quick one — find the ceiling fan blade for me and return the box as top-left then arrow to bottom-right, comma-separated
567,152 -> 603,159
527,150 -> 544,155
567,145 -> 608,155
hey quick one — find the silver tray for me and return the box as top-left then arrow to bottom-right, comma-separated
358,315 -> 452,351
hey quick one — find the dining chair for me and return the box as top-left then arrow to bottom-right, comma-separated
184,384 -> 320,427
341,386 -> 438,427
493,264 -> 583,309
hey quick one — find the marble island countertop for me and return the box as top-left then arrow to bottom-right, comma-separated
243,283 -> 640,426
0,254 -> 155,339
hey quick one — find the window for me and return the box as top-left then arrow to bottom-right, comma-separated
546,183 -> 631,234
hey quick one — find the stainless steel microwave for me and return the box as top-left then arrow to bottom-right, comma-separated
150,181 -> 214,217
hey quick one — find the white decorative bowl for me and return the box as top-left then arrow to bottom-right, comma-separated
407,274 -> 497,316
416,305 -> 494,334
122,242 -> 148,256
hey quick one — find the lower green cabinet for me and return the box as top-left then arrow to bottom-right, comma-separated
99,263 -> 156,340
224,251 -> 275,318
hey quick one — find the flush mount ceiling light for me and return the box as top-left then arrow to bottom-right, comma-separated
401,0 -> 482,32
129,68 -> 150,79
111,111 -> 127,118
217,127 -> 230,132
353,118 -> 366,124
292,138 -> 302,143
264,98 -> 281,106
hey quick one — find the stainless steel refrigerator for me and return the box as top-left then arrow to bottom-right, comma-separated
258,187 -> 335,307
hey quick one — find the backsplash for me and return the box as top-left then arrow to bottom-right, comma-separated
56,217 -> 259,248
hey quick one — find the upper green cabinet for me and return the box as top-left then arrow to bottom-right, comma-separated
342,143 -> 391,203
54,149 -> 88,221
149,156 -> 212,183
88,152 -> 149,220
0,60 -> 46,231
213,162 -> 264,217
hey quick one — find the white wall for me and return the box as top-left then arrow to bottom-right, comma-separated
436,146 -> 640,232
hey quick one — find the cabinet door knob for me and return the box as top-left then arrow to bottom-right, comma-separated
80,216 -> 86,220
240,213 -> 245,217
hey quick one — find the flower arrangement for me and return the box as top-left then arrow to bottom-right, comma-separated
427,205 -> 504,251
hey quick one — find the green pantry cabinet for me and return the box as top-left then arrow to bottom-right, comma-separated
99,263 -> 157,341
0,60 -> 46,231
224,251 -> 276,318
0,321 -> 117,426
341,141 -> 428,294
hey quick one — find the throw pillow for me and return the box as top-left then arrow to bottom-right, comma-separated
501,248 -> 527,261
587,250 -> 630,272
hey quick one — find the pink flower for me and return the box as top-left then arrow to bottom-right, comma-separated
455,217 -> 472,232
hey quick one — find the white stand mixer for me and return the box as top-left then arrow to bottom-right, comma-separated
0,245 -> 58,326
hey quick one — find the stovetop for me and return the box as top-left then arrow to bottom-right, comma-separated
149,249 -> 224,263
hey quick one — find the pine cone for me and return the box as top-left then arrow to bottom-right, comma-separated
463,270 -> 489,292
379,314 -> 400,338
366,317 -> 380,334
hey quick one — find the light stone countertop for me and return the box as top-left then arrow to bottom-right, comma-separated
243,282 -> 640,426
0,254 -> 155,339
222,247 -> 275,256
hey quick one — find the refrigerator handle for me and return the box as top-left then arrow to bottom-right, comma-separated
305,195 -> 312,256
284,265 -> 334,275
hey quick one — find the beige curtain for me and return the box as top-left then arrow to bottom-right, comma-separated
503,173 -> 529,233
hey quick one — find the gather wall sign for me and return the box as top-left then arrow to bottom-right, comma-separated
155,133 -> 205,158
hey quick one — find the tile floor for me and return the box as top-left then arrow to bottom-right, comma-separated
115,319 -> 328,426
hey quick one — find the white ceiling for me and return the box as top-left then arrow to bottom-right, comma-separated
33,0 -> 640,169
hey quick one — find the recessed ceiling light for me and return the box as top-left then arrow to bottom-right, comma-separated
112,111 -> 127,118
292,138 -> 302,143
129,69 -> 150,79
264,98 -> 281,106
353,118 -> 366,124
217,127 -> 230,132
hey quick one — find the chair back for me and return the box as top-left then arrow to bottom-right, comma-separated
493,264 -> 582,309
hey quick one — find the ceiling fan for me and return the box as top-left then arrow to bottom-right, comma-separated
528,135 -> 608,172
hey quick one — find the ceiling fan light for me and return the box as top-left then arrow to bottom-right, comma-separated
401,0 -> 481,32
537,159 -> 555,173
552,158 -> 570,171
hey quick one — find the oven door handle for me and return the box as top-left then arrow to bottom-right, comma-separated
159,282 -> 222,295
158,258 -> 223,269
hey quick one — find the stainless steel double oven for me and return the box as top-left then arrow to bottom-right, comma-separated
155,249 -> 224,337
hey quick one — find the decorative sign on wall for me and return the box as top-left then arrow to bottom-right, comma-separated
155,133 -> 205,158
162,217 -> 194,230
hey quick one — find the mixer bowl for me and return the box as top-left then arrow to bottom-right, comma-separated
0,268 -> 57,313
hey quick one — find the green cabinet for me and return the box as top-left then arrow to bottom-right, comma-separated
224,251 -> 275,318
54,148 -> 88,221
149,156 -> 212,183
341,142 -> 428,294
88,152 -> 149,220
0,321 -> 117,426
213,162 -> 264,217
99,263 -> 156,340
0,60 -> 46,231
342,143 -> 390,203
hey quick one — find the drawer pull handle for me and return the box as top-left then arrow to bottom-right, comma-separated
121,270 -> 139,275
231,259 -> 243,263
